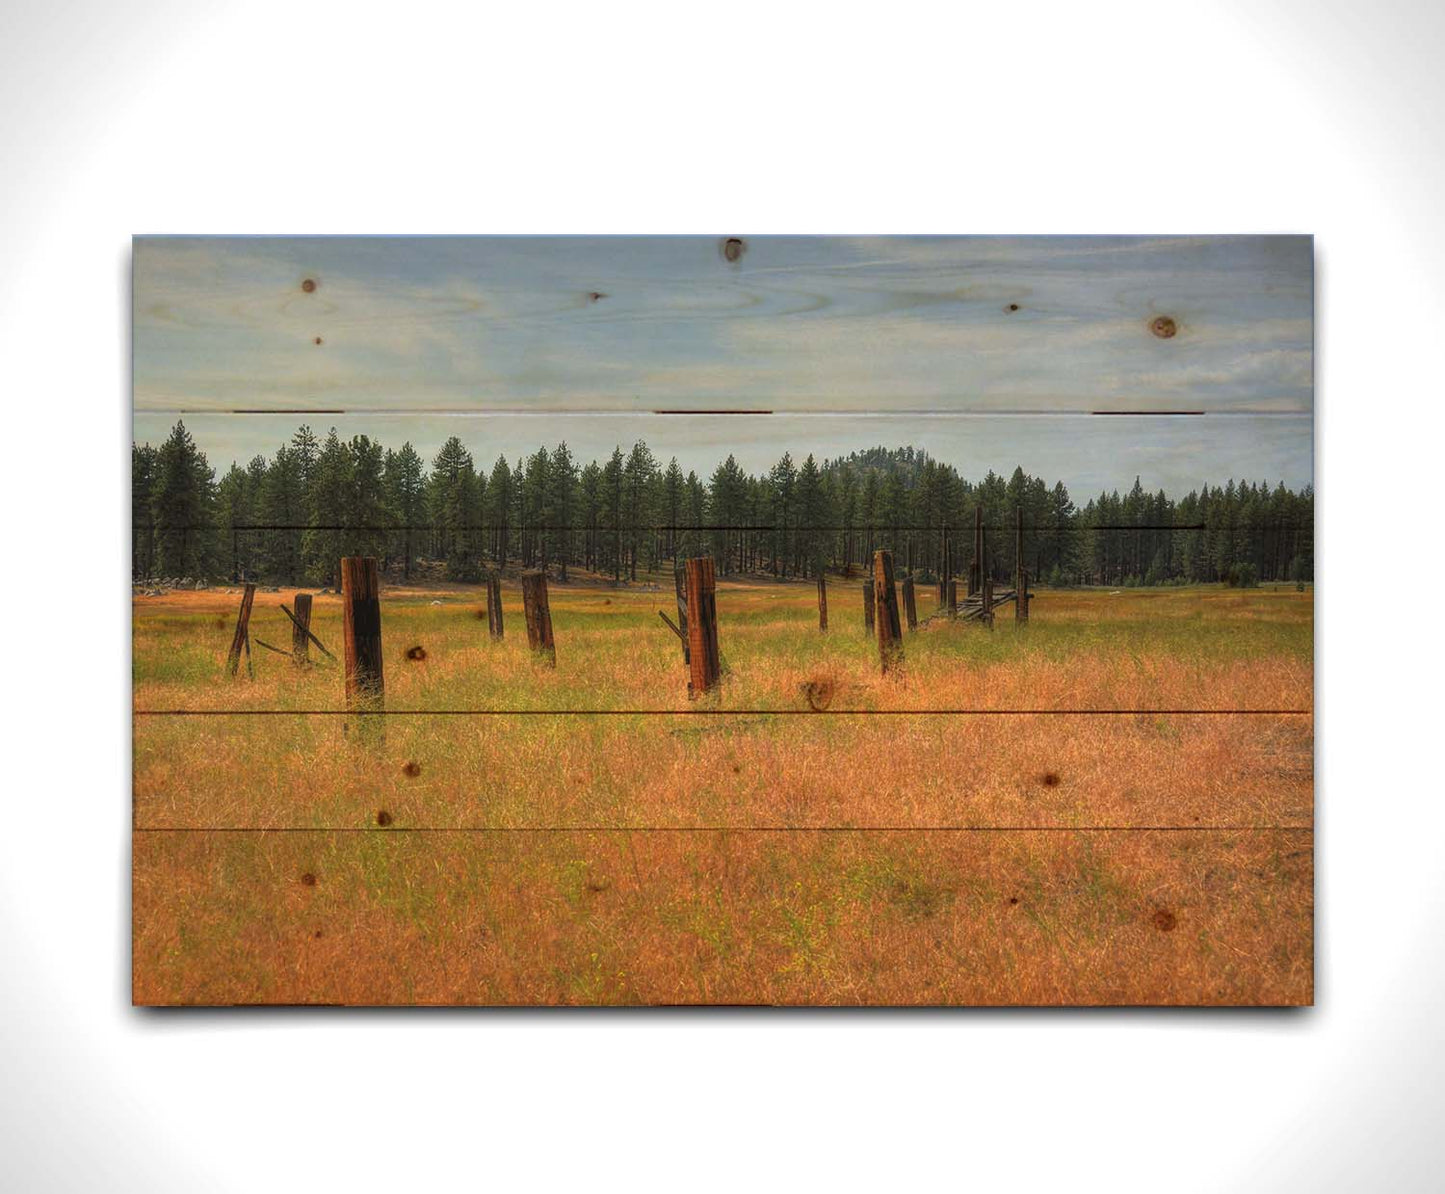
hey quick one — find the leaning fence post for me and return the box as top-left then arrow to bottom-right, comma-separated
226,583 -> 256,677
874,550 -> 904,673
521,570 -> 555,665
290,592 -> 312,665
817,574 -> 828,631
487,576 -> 504,639
901,574 -> 917,631
673,562 -> 690,665
340,558 -> 384,738
684,556 -> 720,697
862,578 -> 874,634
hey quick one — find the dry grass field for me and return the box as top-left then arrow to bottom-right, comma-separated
132,576 -> 1313,1005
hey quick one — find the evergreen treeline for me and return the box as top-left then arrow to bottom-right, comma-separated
133,421 -> 1314,588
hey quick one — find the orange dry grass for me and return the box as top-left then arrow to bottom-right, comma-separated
131,579 -> 1313,1005
133,711 -> 1312,830
133,828 -> 1312,1005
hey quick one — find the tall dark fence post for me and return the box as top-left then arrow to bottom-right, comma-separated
874,550 -> 903,673
340,558 -> 384,740
226,583 -> 256,677
521,570 -> 555,665
817,574 -> 828,631
291,591 -> 312,665
902,574 -> 917,631
685,556 -> 719,697
863,578 -> 874,634
487,576 -> 504,639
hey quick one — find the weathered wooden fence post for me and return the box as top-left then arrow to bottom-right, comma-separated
874,550 -> 904,673
521,570 -> 555,664
901,574 -> 917,631
947,577 -> 957,616
226,583 -> 256,677
487,576 -> 504,639
684,556 -> 720,697
862,578 -> 874,634
340,558 -> 384,737
1015,507 -> 1029,624
674,562 -> 690,665
291,591 -> 312,665
817,574 -> 828,631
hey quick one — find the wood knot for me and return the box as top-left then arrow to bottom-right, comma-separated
1150,315 -> 1177,339
721,237 -> 746,263
301,278 -> 318,293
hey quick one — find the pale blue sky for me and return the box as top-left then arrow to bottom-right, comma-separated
132,235 -> 1313,495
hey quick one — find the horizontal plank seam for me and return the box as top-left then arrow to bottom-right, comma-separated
134,708 -> 1313,716
132,826 -> 1314,833
135,408 -> 1310,418
134,522 -> 1209,532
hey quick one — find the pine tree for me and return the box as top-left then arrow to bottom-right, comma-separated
151,420 -> 216,580
430,436 -> 480,580
303,429 -> 353,586
259,442 -> 305,584
215,461 -> 255,582
548,442 -> 579,580
383,442 -> 426,580
602,447 -> 625,581
768,452 -> 796,577
578,460 -> 602,572
485,456 -> 514,567
661,457 -> 685,564
132,443 -> 159,580
623,441 -> 658,580
349,435 -> 389,562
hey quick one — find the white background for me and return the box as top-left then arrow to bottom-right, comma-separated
2,0 -> 1442,1189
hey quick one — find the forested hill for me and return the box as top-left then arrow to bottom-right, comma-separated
132,421 -> 1314,590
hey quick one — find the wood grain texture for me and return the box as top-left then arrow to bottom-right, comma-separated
340,557 -> 384,710
685,556 -> 720,697
132,236 -> 1312,414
